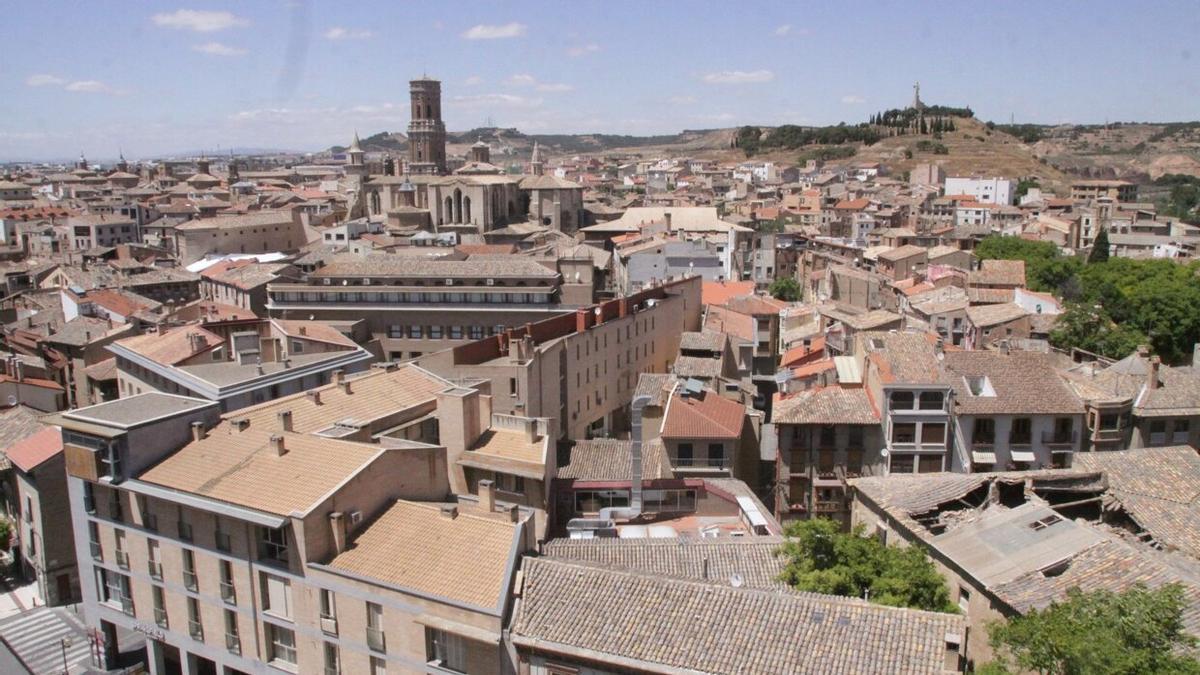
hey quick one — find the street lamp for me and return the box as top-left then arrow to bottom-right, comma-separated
60,637 -> 71,674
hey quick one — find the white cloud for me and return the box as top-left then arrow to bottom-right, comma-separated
841,94 -> 866,104
461,22 -> 526,40
64,80 -> 121,94
26,74 -> 66,87
692,112 -> 736,122
668,95 -> 697,104
567,43 -> 600,57
506,73 -> 573,92
464,75 -> 484,86
452,93 -> 543,108
702,70 -> 775,84
324,27 -> 373,40
151,9 -> 249,32
775,24 -> 792,36
192,42 -> 246,57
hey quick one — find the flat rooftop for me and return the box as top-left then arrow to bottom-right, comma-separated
63,393 -> 216,429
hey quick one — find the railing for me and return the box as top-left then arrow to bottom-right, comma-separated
189,619 -> 204,641
119,596 -> 134,616
154,607 -> 168,628
1174,431 -> 1191,444
220,581 -> 236,604
148,560 -> 162,580
813,500 -> 843,513
672,457 -> 728,469
115,550 -> 129,569
1041,430 -> 1078,446
225,632 -> 240,655
183,570 -> 198,593
1150,433 -> 1167,446
90,541 -> 102,561
366,627 -> 386,653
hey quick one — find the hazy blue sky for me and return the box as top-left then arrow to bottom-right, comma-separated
2,1 -> 1197,161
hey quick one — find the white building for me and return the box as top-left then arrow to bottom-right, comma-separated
945,176 -> 1014,205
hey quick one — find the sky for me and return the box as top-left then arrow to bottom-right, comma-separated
2,1 -> 1198,161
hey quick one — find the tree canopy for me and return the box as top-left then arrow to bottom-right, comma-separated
775,518 -> 956,613
1088,227 -> 1110,263
768,277 -> 801,302
984,583 -> 1200,675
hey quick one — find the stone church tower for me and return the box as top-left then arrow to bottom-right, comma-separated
408,78 -> 447,175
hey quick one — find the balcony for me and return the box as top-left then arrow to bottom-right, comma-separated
1041,430 -> 1078,447
225,633 -> 240,655
813,500 -> 844,514
1092,427 -> 1123,443
148,560 -> 162,580
367,627 -> 386,653
220,581 -> 236,604
320,615 -> 338,636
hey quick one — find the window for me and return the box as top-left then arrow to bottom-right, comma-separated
388,325 -> 403,339
1010,418 -> 1032,445
98,568 -> 133,614
468,325 -> 484,339
220,560 -> 235,603
320,588 -> 336,620
182,549 -> 198,592
573,490 -> 630,512
1028,514 -> 1063,531
291,340 -> 304,354
101,441 -> 123,481
677,442 -> 694,466
367,602 -> 386,653
448,326 -> 463,339
258,526 -> 289,564
1099,412 -> 1121,430
215,523 -> 231,552
177,515 -> 193,542
890,453 -> 915,474
819,426 -> 836,447
919,391 -> 944,410
83,482 -> 96,514
890,391 -> 914,410
429,325 -> 443,339
426,628 -> 466,673
918,455 -> 944,473
496,473 -> 525,494
1174,419 -> 1191,442
921,423 -> 946,446
89,522 -> 102,561
187,597 -> 203,640
225,609 -> 240,654
138,495 -> 158,531
708,443 -> 725,467
892,423 -> 916,444
262,573 -> 292,620
147,539 -> 161,578
153,585 -> 168,628
972,418 -> 995,444
408,325 -> 422,339
109,489 -> 124,522
370,656 -> 387,675
324,642 -> 340,675
267,623 -> 297,666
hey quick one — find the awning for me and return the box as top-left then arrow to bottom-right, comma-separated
971,451 -> 997,465
1011,450 -> 1036,463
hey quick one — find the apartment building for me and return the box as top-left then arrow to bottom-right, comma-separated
199,261 -> 299,316
944,351 -> 1085,471
773,386 -> 883,524
1069,179 -> 1138,203
67,213 -> 141,250
944,176 -> 1013,205
108,318 -> 373,412
173,211 -> 309,265
266,254 -> 577,362
7,425 -> 80,606
56,374 -> 535,674
415,276 -> 702,439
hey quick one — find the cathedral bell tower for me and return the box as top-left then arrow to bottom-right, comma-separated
407,77 -> 447,175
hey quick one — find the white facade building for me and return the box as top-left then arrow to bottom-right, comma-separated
945,177 -> 1014,205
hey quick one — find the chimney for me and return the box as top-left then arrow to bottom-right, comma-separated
664,212 -> 673,229
13,359 -> 23,383
332,370 -> 344,385
524,418 -> 539,443
270,434 -> 286,456
306,390 -> 322,405
618,297 -> 628,319
437,387 -> 485,495
341,381 -> 352,395
1148,355 -> 1161,390
298,325 -> 307,336
277,410 -> 293,433
575,308 -> 589,333
329,512 -> 347,554
478,479 -> 496,513
508,504 -> 520,523
440,505 -> 458,519
190,421 -> 206,442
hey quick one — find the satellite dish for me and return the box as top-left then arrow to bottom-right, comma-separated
729,573 -> 745,588
880,448 -> 889,458
7,395 -> 18,407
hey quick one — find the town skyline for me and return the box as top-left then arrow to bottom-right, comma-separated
4,1 -> 1199,160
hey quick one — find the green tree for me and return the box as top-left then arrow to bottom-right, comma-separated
1089,227 -> 1110,263
768,277 -> 802,302
736,126 -> 762,157
1049,303 -> 1147,359
974,235 -> 1082,294
984,584 -> 1200,675
775,518 -> 956,613
1014,178 -> 1040,201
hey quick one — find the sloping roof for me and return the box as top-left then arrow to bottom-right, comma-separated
781,336 -> 826,367
271,319 -> 356,348
964,302 -> 1029,328
678,330 -> 726,353
877,244 -> 927,262
511,557 -> 965,675
633,372 -> 678,408
557,438 -> 672,481
861,331 -> 948,386
773,386 -> 878,425
113,326 -> 223,365
174,210 -> 295,231
1073,446 -> 1200,558
671,355 -> 724,379
544,536 -> 789,590
661,391 -> 745,440
969,259 -> 1026,287
311,254 -> 558,279
4,425 -> 62,473
0,405 -> 51,470
326,500 -> 517,610
701,280 -> 756,306
945,351 -> 1084,415
139,429 -> 381,516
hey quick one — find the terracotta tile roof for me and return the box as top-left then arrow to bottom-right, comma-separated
221,365 -> 449,434
969,259 -> 1026,287
175,210 -> 295,231
511,557 -> 965,675
877,244 -> 928,262
1073,446 -> 1200,558
115,326 -> 223,365
0,373 -> 64,391
966,287 -> 1014,304
781,336 -> 825,367
557,438 -> 672,481
833,197 -> 871,210
861,331 -> 948,386
455,244 -> 516,256
139,429 -> 382,516
792,357 -> 837,379
85,288 -> 158,318
271,319 -> 356,348
84,358 -> 118,381
724,294 -> 785,316
4,425 -> 62,473
671,355 -> 724,379
773,386 -> 878,425
544,536 -> 789,590
312,254 -> 558,280
0,405 -> 50,468
945,351 -> 1083,415
703,304 -> 755,342
201,260 -> 294,289
661,391 -> 745,440
701,280 -> 755,306
964,302 -> 1029,328
326,500 -> 518,609
678,330 -> 727,353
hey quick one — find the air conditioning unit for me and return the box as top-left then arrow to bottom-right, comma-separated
320,616 -> 338,635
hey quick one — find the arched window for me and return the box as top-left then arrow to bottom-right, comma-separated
453,188 -> 463,223
463,195 -> 472,223
369,192 -> 381,215
444,196 -> 453,224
